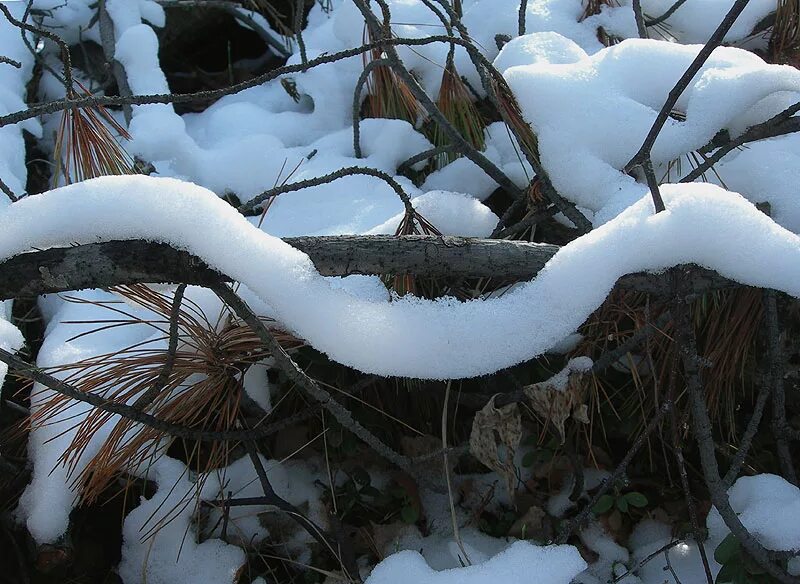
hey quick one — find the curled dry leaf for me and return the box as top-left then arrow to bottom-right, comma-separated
469,396 -> 522,497
523,357 -> 593,443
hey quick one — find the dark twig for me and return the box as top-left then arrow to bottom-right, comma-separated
765,290 -> 798,486
673,293 -> 800,584
352,0 -> 527,205
294,0 -> 308,65
554,396 -> 673,543
397,145 -> 454,173
239,165 -> 414,215
666,336 -> 713,584
0,34 -> 481,129
244,440 -> 357,579
352,58 -> 391,159
0,176 -> 18,202
518,0 -> 527,35
0,346 -> 325,443
612,540 -> 685,583
681,102 -> 800,184
633,0 -> 649,38
0,55 -> 21,68
211,282 -> 416,475
0,2 -> 73,91
645,0 -> 688,27
98,0 -> 133,124
721,368 -> 772,490
132,284 -> 186,409
626,0 -> 752,212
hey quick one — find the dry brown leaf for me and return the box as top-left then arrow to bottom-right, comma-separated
523,358 -> 592,443
469,396 -> 522,497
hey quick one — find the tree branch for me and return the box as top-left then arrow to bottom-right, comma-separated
0,237 -> 737,302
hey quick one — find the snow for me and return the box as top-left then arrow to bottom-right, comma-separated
365,541 -> 586,584
0,0 -> 36,391
4,1 -> 800,582
118,457 -> 246,584
17,289 -> 163,542
1,176 -> 799,380
707,474 -> 800,553
636,0 -> 776,44
0,1 -> 38,201
502,35 -> 800,226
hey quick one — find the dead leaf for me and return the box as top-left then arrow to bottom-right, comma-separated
508,505 -> 552,542
523,359 -> 592,442
469,396 -> 522,497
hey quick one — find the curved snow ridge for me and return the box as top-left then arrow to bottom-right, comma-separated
1,175 -> 799,379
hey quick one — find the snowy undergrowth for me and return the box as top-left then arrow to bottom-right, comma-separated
3,1 -> 800,583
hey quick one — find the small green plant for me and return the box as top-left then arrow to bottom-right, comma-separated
387,483 -> 421,525
520,435 -> 559,469
714,533 -> 782,584
592,488 -> 648,515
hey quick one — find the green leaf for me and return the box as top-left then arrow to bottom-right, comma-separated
714,533 -> 741,566
522,451 -> 537,468
351,467 -> 371,487
732,567 -> 750,584
625,491 -> 649,508
360,486 -> 382,499
400,505 -> 419,525
716,560 -> 737,584
741,553 -> 766,576
592,494 -> 614,515
616,496 -> 629,513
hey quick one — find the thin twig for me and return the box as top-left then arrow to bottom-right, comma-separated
673,291 -> 800,584
0,55 -> 21,68
239,165 -> 414,215
0,176 -> 18,202
132,284 -> 186,409
442,380 -> 471,565
0,2 -> 73,91
765,290 -> 798,485
681,102 -> 800,184
0,34 -> 483,129
645,0 -> 688,27
352,58 -> 390,159
555,396 -> 673,543
626,0 -> 752,212
633,0 -> 649,38
294,0 -> 308,64
211,282 -> 416,476
518,0 -> 527,35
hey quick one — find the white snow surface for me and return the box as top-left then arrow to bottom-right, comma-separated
502,34 -> 800,227
0,176 -> 799,380
365,541 -> 586,584
707,474 -> 800,553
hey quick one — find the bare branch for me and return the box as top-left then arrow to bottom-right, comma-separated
0,237 -> 737,302
626,0 -> 752,212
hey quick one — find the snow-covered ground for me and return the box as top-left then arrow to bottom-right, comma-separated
1,0 -> 799,583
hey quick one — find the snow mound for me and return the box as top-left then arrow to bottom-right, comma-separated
0,175 -> 799,379
365,541 -> 586,584
502,35 -> 800,226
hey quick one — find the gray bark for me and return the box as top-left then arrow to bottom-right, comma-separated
0,235 -> 732,300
